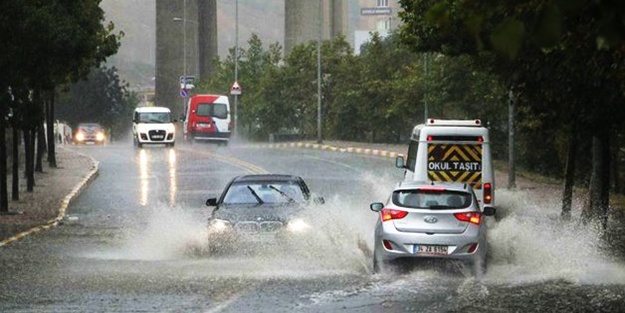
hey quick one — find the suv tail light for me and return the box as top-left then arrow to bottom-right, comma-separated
483,183 -> 492,204
454,212 -> 482,225
380,208 -> 408,222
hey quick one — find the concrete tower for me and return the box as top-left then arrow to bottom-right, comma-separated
155,0 -> 204,115
284,0 -> 348,55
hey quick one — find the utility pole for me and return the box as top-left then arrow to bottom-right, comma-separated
180,0 -> 187,115
423,53 -> 429,122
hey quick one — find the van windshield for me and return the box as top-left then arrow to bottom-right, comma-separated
137,112 -> 171,123
197,103 -> 228,119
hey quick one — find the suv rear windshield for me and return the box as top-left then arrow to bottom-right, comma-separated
392,189 -> 471,209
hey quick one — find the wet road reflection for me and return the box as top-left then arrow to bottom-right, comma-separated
137,147 -> 178,207
168,148 -> 177,206
138,148 -> 148,206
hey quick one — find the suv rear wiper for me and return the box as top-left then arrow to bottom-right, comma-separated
425,205 -> 453,210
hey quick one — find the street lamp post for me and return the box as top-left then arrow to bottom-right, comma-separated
172,0 -> 188,116
183,0 -> 187,82
234,0 -> 239,141
317,0 -> 322,144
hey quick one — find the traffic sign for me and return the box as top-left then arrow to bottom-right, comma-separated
180,75 -> 195,85
230,81 -> 242,95
180,75 -> 195,90
180,88 -> 188,97
360,7 -> 392,15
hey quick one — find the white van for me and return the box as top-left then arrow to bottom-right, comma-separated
396,119 -> 495,207
132,106 -> 176,148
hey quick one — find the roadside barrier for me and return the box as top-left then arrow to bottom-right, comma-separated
257,142 -> 404,159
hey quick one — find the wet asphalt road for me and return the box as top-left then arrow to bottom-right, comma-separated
0,142 -> 624,312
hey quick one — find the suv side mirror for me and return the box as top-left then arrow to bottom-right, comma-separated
313,196 -> 325,205
483,206 -> 496,216
395,156 -> 405,169
206,198 -> 218,206
370,202 -> 384,212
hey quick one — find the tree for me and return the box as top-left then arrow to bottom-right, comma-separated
398,0 -> 625,226
0,0 -> 121,213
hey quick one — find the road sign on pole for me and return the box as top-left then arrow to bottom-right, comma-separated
180,88 -> 188,97
179,75 -> 195,90
230,81 -> 242,95
360,7 -> 392,15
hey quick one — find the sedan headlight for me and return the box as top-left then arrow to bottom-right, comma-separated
208,219 -> 232,233
96,132 -> 105,141
75,132 -> 85,141
286,219 -> 311,233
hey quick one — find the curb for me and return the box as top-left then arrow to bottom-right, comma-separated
0,150 -> 100,247
257,142 -> 405,159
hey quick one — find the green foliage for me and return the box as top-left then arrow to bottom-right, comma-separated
0,0 -> 122,132
199,31 -> 507,145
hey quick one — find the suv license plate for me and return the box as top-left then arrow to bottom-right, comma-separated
414,245 -> 448,255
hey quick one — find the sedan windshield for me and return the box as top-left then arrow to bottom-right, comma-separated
223,182 -> 306,204
137,112 -> 171,123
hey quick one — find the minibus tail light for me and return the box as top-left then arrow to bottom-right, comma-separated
483,183 -> 492,204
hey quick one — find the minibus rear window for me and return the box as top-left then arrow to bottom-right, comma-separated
197,103 -> 228,119
429,135 -> 482,142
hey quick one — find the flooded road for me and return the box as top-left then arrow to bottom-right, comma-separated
0,142 -> 624,312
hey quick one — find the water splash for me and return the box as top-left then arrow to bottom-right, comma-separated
487,187 -> 625,285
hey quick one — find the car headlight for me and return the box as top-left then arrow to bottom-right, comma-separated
167,124 -> 176,134
286,219 -> 311,233
208,219 -> 232,233
75,132 -> 85,141
96,132 -> 105,141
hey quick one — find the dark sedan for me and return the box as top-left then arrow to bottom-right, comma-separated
205,174 -> 324,253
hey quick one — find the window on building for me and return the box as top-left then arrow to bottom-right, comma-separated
376,0 -> 389,7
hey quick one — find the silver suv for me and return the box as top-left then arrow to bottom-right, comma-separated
370,181 -> 496,276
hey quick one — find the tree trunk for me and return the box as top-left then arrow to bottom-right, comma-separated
583,132 -> 611,229
561,123 -> 577,220
12,127 -> 19,201
0,120 -> 7,213
600,132 -> 611,229
35,124 -> 45,173
46,89 -> 57,167
611,135 -> 620,193
23,129 -> 34,192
